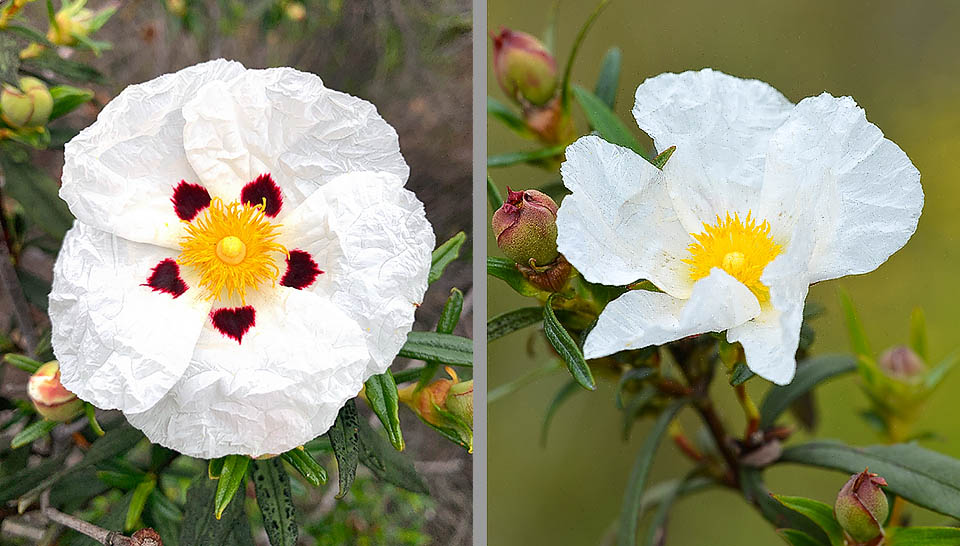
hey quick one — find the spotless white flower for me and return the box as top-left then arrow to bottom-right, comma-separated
49,60 -> 435,458
557,69 -> 923,384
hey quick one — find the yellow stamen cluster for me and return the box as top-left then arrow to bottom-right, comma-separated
178,198 -> 286,302
684,212 -> 782,302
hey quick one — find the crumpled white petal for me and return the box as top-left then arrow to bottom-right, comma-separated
60,59 -> 245,249
182,67 -> 409,215
278,171 -> 435,377
584,269 -> 760,359
557,135 -> 694,297
50,221 -> 211,413
125,288 -> 369,459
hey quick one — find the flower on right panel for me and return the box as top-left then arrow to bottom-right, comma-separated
557,68 -> 923,385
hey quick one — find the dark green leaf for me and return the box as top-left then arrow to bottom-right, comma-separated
759,354 -> 856,428
11,418 -> 57,448
49,85 -> 94,121
540,380 -> 579,447
429,231 -> 466,284
208,457 -> 225,479
487,174 -> 504,210
616,399 -> 686,546
3,352 -> 42,373
652,146 -> 676,169
125,477 -> 156,531
179,471 -> 247,546
641,472 -> 699,546
0,150 -> 74,238
774,496 -> 844,546
729,361 -> 755,386
572,84 -> 644,156
68,490 -> 133,546
616,368 -> 654,409
593,47 -> 621,108
740,467 -> 831,544
487,96 -> 534,138
364,371 -> 403,451
487,256 -> 549,298
398,331 -> 473,366
21,48 -> 105,83
0,450 -> 68,503
779,441 -> 960,519
838,288 -> 871,358
214,455 -> 249,519
280,448 -> 327,487
777,529 -> 826,546
886,527 -> 960,545
145,491 -> 182,546
16,266 -> 49,311
357,415 -> 429,495
487,145 -> 567,168
419,287 -> 464,388
252,458 -> 299,546
488,306 -> 543,342
390,366 -> 427,385
544,294 -> 595,391
329,400 -> 360,498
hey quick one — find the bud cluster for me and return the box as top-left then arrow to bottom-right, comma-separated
1,77 -> 53,128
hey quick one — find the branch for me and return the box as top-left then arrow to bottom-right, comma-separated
40,490 -> 162,546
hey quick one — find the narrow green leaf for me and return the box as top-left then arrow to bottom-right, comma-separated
774,496 -> 844,546
4,25 -> 54,47
487,96 -> 534,138
3,353 -> 42,373
430,231 -> 466,284
543,294 -> 595,391
11,418 -> 57,449
740,467 -> 831,544
487,145 -> 567,168
85,403 -> 104,436
615,367 -> 655,409
124,476 -> 157,531
487,256 -> 549,298
924,349 -> 959,391
357,416 -> 429,495
759,354 -> 856,428
0,151 -> 73,238
329,400 -> 360,498
398,331 -> 473,366
487,174 -> 504,210
541,0 -> 559,53
641,472 -> 699,546
280,448 -> 327,487
391,366 -> 427,385
616,399 -> 687,546
908,307 -> 927,361
540,380 -> 580,446
593,47 -> 622,108
560,0 -> 612,107
639,477 -> 716,516
21,48 -> 105,83
779,441 -> 960,519
777,529 -> 826,546
145,491 -> 182,546
364,371 -> 404,451
252,458 -> 299,546
729,361 -> 756,386
652,146 -> 676,169
208,457 -> 225,480
572,84 -> 644,156
0,451 -> 68,504
180,470 -> 246,546
488,306 -> 543,343
16,267 -> 50,311
886,527 -> 960,545
838,288 -> 872,358
419,288 -> 464,388
48,85 -> 95,121
214,455 -> 249,520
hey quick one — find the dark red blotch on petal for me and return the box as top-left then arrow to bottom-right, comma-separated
210,306 -> 256,344
280,249 -> 323,290
241,173 -> 283,217
171,180 -> 211,221
142,259 -> 188,298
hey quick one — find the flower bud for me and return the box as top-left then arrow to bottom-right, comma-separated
524,96 -> 575,146
834,469 -> 889,543
492,188 -> 559,267
1,77 -> 53,128
878,345 -> 926,382
446,379 -> 473,427
491,28 -> 558,106
399,367 -> 472,452
27,361 -> 84,422
47,0 -> 115,47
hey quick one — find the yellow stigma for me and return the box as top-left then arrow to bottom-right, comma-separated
683,212 -> 782,302
178,198 -> 286,302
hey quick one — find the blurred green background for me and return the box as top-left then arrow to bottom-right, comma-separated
487,1 -> 960,544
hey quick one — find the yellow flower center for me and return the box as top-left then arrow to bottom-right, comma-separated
683,212 -> 782,302
178,198 -> 286,302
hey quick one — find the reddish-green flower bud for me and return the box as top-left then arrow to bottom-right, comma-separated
878,345 -> 926,382
398,367 -> 472,452
524,97 -> 575,146
27,361 -> 84,422
491,28 -> 558,106
446,379 -> 473,427
1,77 -> 53,128
835,469 -> 889,543
492,188 -> 559,267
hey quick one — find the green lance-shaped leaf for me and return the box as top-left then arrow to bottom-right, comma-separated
774,496 -> 845,546
329,399 -> 361,498
487,145 -> 567,168
540,380 -> 580,447
364,371 -> 404,451
11,418 -> 57,449
641,472 -> 701,546
418,287 -> 464,388
593,47 -> 622,108
729,361 -> 756,386
124,475 -> 157,532
16,267 -> 50,311
487,256 -> 550,298
487,174 -> 504,210
572,84 -> 645,156
357,415 -> 429,495
398,331 -> 473,366
146,490 -> 183,546
838,288 -> 872,358
3,353 -> 42,373
924,349 -> 960,391
740,467 -> 831,544
48,85 -> 95,121
488,306 -> 543,343
909,307 -> 928,361
779,441 -> 960,520
280,447 -> 327,487
214,455 -> 249,520
488,96 -> 535,139
777,529 -> 826,546
430,231 -> 467,284
208,457 -> 225,479
759,354 -> 856,428
84,403 -> 104,436
0,152 -> 74,239
652,146 -> 676,170
617,399 -> 687,546
544,294 -> 595,391
180,470 -> 247,546
20,48 -> 105,83
885,527 -> 960,545
0,451 -> 68,504
252,458 -> 299,546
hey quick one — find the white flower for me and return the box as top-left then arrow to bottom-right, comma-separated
49,60 -> 435,458
557,69 -> 923,384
